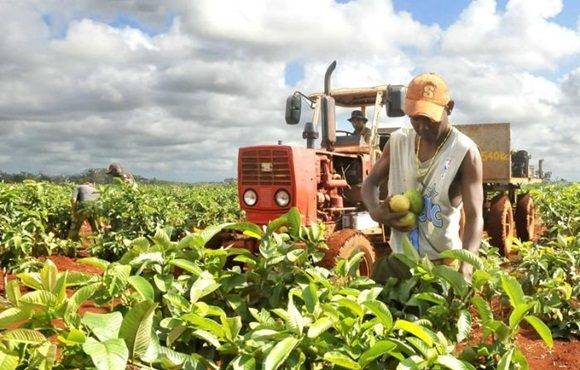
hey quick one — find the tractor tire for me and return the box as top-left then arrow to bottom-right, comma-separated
319,229 -> 376,277
515,194 -> 536,242
486,195 -> 514,256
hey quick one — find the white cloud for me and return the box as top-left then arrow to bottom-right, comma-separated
0,0 -> 578,181
442,0 -> 580,70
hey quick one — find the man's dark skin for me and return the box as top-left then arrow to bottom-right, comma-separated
361,101 -> 484,280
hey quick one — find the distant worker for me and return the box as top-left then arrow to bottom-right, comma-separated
348,110 -> 371,144
362,73 -> 483,281
106,162 -> 135,184
68,180 -> 100,240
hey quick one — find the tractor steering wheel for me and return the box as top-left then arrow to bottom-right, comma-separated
336,130 -> 355,136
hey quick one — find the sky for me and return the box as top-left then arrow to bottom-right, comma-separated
0,0 -> 578,182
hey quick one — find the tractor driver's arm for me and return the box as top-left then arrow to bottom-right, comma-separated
458,146 -> 484,281
362,142 -> 409,230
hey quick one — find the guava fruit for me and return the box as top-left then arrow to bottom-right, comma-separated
389,194 -> 410,213
398,212 -> 417,228
404,189 -> 424,215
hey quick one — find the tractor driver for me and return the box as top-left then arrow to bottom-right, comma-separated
348,110 -> 371,144
362,73 -> 483,281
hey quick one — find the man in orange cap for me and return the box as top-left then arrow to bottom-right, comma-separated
362,73 -> 483,281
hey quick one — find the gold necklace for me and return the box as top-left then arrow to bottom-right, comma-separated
415,127 -> 453,188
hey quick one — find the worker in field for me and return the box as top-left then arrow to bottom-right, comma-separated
106,162 -> 135,185
348,110 -> 372,144
68,180 -> 100,240
362,73 -> 483,281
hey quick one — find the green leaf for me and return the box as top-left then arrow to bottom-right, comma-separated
302,283 -> 318,314
471,296 -> 493,325
118,300 -> 157,360
65,283 -> 100,326
307,317 -> 334,338
231,354 -> 256,370
393,320 -> 433,347
19,291 -> 58,310
286,207 -> 302,237
509,302 -> 536,330
227,222 -> 264,239
396,355 -> 424,369
181,314 -> 225,338
500,275 -> 525,308
363,300 -> 393,331
524,316 -> 553,349
0,349 -> 18,370
190,272 -> 220,303
200,223 -> 234,245
78,257 -> 110,270
169,259 -> 202,276
435,355 -> 476,370
402,235 -> 420,262
192,329 -> 221,348
456,309 -> 472,342
32,341 -> 57,370
439,250 -> 484,270
337,298 -> 364,317
40,259 -> 58,291
221,316 -> 242,342
127,275 -> 155,301
82,337 -> 129,370
497,348 -> 514,370
266,214 -> 288,235
324,351 -> 361,369
287,295 -> 304,335
66,271 -> 99,287
2,328 -> 46,344
359,340 -> 397,367
0,308 -> 29,329
57,328 -> 86,346
433,265 -> 468,296
412,292 -> 446,306
5,280 -> 20,307
263,336 -> 299,370
82,312 -> 123,342
16,272 -> 43,290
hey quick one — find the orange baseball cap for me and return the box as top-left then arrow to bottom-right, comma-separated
404,73 -> 450,123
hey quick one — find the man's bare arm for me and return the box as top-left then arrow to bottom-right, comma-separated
362,142 -> 410,229
459,146 -> 484,279
362,141 -> 390,217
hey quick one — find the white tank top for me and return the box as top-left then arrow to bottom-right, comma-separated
387,126 -> 477,259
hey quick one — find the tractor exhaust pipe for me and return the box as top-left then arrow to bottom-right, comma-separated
320,61 -> 337,150
324,61 -> 336,95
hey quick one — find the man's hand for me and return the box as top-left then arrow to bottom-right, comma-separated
370,196 -> 414,232
459,262 -> 473,283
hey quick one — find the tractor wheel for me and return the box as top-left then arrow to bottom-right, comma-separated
515,194 -> 536,242
319,229 -> 376,277
459,206 -> 466,239
486,195 -> 514,256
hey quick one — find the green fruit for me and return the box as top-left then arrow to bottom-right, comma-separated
399,212 -> 417,228
404,189 -> 424,215
389,195 -> 410,213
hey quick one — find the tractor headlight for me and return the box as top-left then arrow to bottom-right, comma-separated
243,189 -> 258,206
274,189 -> 291,207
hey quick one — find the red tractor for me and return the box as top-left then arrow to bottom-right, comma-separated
236,61 -> 405,275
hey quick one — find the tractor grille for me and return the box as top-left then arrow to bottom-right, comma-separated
240,149 -> 292,185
